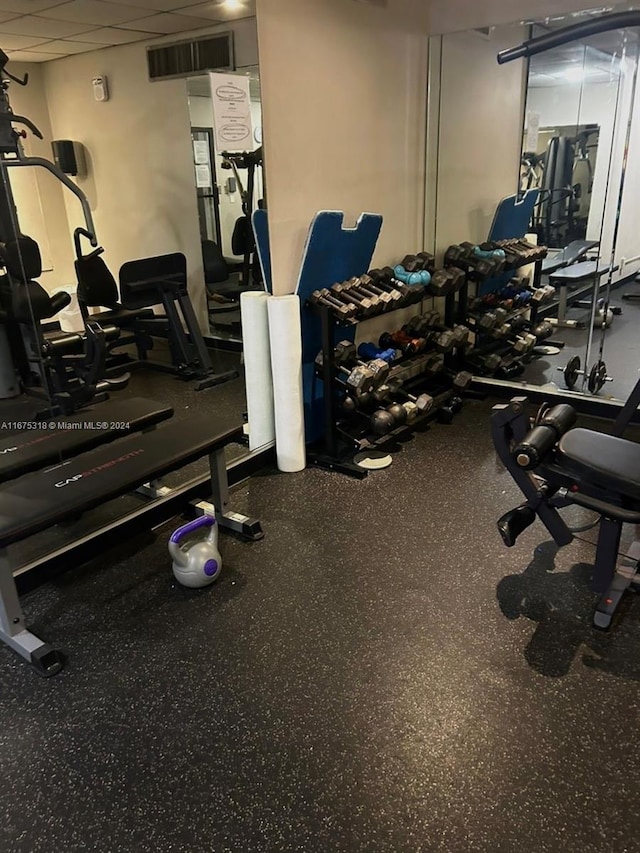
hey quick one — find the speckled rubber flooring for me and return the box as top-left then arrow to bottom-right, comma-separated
1,398 -> 640,853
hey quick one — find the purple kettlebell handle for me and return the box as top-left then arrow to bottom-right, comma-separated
170,515 -> 215,545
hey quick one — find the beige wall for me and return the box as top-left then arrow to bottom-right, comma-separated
431,25 -> 527,254
256,0 -> 430,295
429,0 -> 605,34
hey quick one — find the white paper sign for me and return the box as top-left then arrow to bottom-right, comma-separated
193,140 -> 209,165
209,72 -> 253,152
195,164 -> 211,188
526,111 -> 540,152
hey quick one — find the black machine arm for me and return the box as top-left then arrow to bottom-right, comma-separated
498,11 -> 640,64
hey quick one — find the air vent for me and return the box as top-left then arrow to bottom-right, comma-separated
474,27 -> 493,38
147,32 -> 234,81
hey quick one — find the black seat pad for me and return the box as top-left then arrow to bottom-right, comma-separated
89,306 -> 154,325
549,261 -> 615,283
542,239 -> 599,275
0,397 -> 172,483
0,416 -> 243,547
557,428 -> 640,500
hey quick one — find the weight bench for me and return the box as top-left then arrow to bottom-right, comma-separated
0,397 -> 172,483
493,390 -> 640,630
0,416 -> 263,676
541,239 -> 599,276
547,261 -> 616,328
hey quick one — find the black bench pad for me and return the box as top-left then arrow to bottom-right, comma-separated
0,397 -> 173,483
558,428 -> 640,501
0,416 -> 243,547
542,240 -> 599,275
549,261 -> 614,283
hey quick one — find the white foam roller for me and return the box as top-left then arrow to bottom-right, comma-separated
521,232 -> 539,287
241,291 -> 275,452
267,295 -> 306,472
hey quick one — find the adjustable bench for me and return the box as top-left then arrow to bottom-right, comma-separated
547,261 -> 616,328
0,415 -> 263,676
541,239 -> 599,276
0,397 -> 172,483
493,392 -> 640,630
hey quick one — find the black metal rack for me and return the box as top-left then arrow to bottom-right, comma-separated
306,290 -> 464,479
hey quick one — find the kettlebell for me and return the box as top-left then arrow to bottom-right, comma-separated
169,514 -> 222,588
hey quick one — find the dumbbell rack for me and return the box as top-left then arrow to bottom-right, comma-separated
451,249 -> 548,378
307,296 -> 463,479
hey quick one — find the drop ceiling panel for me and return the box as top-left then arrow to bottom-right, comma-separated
40,0 -> 152,26
6,47 -> 64,59
0,32 -> 47,47
103,0 -> 211,9
32,37 -> 102,52
0,14 -> 96,36
0,1 -> 65,12
118,11 -> 215,33
66,25 -> 157,43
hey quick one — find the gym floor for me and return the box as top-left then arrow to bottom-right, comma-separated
521,287 -> 640,400
2,398 -> 639,852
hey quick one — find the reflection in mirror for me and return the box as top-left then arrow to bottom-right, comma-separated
517,23 -> 640,400
187,67 -> 265,347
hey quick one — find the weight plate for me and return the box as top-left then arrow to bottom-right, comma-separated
564,355 -> 581,390
588,361 -> 608,395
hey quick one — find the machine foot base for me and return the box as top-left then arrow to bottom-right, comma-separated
309,453 -> 369,479
195,370 -> 239,391
30,644 -> 65,677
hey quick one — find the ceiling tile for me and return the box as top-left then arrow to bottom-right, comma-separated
102,0 -> 210,9
39,0 -> 152,26
6,47 -> 65,60
0,14 -> 96,36
119,12 -> 214,34
186,0 -> 255,21
31,37 -> 99,52
0,32 -> 48,47
0,1 -> 65,12
66,25 -> 156,43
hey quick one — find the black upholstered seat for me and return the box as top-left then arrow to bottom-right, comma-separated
557,428 -> 640,500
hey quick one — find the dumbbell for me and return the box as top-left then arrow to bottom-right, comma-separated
496,356 -> 525,380
472,307 -> 508,333
358,274 -> 405,308
394,265 -> 431,287
309,289 -> 359,320
531,321 -> 554,342
401,252 -> 436,274
316,349 -> 389,395
371,403 -> 409,436
371,267 -> 426,305
473,352 -> 502,374
531,285 -> 555,304
510,333 -> 537,355
444,243 -> 474,268
315,352 -> 375,397
379,330 -> 427,356
429,268 -> 464,297
331,281 -> 379,317
347,276 -> 396,311
387,380 -> 434,420
358,342 -> 399,363
436,396 -> 464,424
447,370 -> 473,392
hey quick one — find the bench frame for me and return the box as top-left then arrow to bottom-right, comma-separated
0,438 -> 266,677
492,396 -> 640,629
